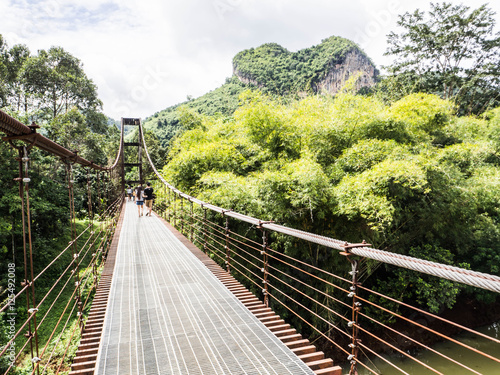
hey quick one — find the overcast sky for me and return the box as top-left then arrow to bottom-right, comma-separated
2,0 -> 499,120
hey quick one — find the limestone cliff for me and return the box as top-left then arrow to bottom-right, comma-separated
312,49 -> 377,94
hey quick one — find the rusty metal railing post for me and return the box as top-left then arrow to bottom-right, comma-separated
66,162 -> 83,331
167,188 -> 171,223
341,241 -> 370,375
15,145 -> 41,373
260,225 -> 269,307
106,170 -> 111,206
190,200 -> 194,243
96,171 -> 102,215
173,192 -> 177,228
348,258 -> 360,375
87,168 -> 98,291
180,195 -> 184,234
257,221 -> 273,308
203,206 -> 208,254
163,184 -> 166,220
224,213 -> 230,273
86,168 -> 93,221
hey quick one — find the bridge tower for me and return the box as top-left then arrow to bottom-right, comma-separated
121,118 -> 143,190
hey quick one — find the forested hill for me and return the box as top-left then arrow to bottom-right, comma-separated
233,36 -> 377,95
142,36 -> 377,146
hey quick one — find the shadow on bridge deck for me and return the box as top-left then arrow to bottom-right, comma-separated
70,201 -> 340,375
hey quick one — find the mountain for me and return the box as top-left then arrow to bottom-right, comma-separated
233,36 -> 377,96
142,36 -> 378,146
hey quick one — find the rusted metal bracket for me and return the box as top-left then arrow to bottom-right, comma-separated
256,220 -> 274,229
340,240 -> 371,256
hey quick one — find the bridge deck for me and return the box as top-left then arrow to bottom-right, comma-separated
95,201 -> 315,375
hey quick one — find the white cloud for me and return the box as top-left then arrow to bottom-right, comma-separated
2,0 -> 499,119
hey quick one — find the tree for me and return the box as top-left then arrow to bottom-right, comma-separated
46,107 -> 110,163
0,36 -> 8,107
20,46 -> 102,121
4,43 -> 30,113
384,2 -> 500,115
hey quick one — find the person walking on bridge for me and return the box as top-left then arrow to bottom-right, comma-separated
135,184 -> 144,216
144,182 -> 154,216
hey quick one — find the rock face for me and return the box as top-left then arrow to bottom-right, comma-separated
234,69 -> 264,88
312,49 -> 377,95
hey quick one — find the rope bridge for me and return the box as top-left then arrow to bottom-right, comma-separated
0,111 -> 499,375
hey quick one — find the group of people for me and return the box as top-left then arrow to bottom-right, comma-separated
126,183 -> 154,217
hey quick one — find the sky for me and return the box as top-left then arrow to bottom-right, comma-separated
2,0 -> 499,120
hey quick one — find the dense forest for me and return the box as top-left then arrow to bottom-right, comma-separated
162,86 -> 500,310
0,37 -> 119,260
0,39 -> 119,372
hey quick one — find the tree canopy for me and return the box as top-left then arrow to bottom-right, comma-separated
162,90 -> 500,313
384,2 -> 500,115
0,40 -> 105,129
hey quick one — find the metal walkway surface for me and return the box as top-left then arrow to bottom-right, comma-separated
94,201 -> 316,375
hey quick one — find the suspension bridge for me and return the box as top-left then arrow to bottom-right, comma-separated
1,110 -> 500,375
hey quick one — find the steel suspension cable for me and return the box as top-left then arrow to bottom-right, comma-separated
265,251 -> 350,295
266,271 -> 351,327
266,263 -> 351,309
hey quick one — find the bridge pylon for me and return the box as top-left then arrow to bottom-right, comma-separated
121,118 -> 143,190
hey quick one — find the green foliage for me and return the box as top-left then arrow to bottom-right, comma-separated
177,105 -> 205,131
388,93 -> 454,134
334,158 -> 429,231
330,139 -> 407,179
45,107 -> 108,164
383,2 -> 500,115
235,95 -> 300,159
165,141 -> 247,191
162,89 -> 500,313
0,37 -> 117,373
0,40 -> 104,126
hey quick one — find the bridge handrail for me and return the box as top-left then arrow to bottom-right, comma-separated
0,109 -> 122,171
139,120 -> 500,294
